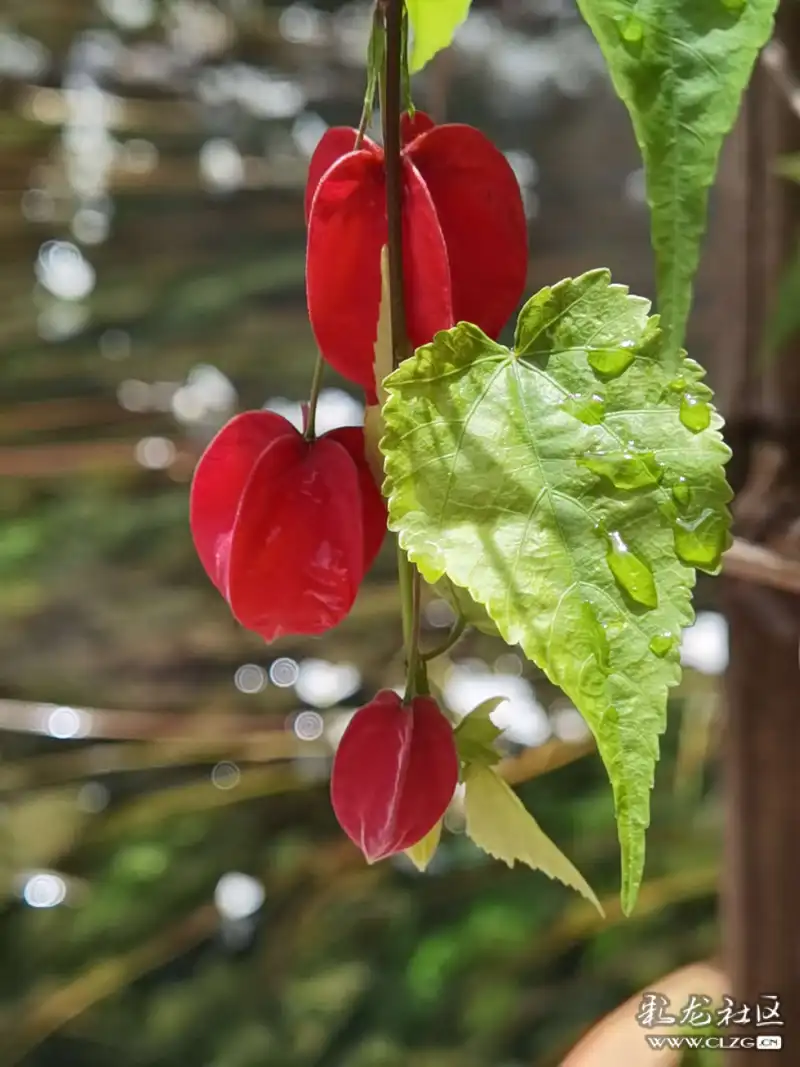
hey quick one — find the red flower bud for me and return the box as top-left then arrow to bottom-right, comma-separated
190,411 -> 386,642
305,113 -> 528,397
331,690 -> 458,862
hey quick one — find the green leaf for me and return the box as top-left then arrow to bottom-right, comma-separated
454,696 -> 506,765
380,270 -> 732,913
404,820 -> 442,871
463,763 -> 603,913
575,0 -> 778,362
406,0 -> 472,74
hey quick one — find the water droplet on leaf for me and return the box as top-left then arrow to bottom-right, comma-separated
672,477 -> 691,507
605,530 -> 658,610
680,394 -> 711,433
619,15 -> 644,43
649,632 -> 677,658
674,509 -> 729,573
578,449 -> 662,490
580,603 -> 611,672
562,392 -> 605,425
668,377 -> 687,393
587,343 -> 636,379
721,0 -> 745,10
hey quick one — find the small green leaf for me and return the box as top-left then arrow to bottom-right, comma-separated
380,270 -> 732,913
575,0 -> 778,362
404,820 -> 442,871
463,763 -> 603,913
406,0 -> 472,73
454,696 -> 506,764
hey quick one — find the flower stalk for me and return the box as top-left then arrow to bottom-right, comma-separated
381,0 -> 424,698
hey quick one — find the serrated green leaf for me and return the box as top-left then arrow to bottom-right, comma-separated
463,763 -> 603,913
454,696 -> 506,764
380,270 -> 732,913
575,0 -> 778,363
404,819 -> 442,871
407,0 -> 472,73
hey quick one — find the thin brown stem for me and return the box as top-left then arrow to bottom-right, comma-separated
381,0 -> 422,697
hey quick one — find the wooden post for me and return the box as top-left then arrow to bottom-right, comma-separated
723,5 -> 800,1062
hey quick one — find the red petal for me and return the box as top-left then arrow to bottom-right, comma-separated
393,696 -> 459,851
325,425 -> 387,571
330,691 -> 458,862
189,411 -> 296,598
307,150 -> 387,393
228,434 -> 364,642
307,150 -> 453,394
304,128 -> 380,224
402,158 -> 453,351
400,110 -> 435,146
405,124 -> 528,339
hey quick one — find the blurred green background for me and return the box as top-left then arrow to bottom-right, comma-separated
0,1 -> 728,1064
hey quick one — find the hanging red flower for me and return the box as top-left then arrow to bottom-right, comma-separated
190,411 -> 386,642
305,112 -> 528,399
331,689 -> 459,862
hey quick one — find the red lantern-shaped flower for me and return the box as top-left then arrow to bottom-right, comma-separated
190,411 -> 386,642
331,689 -> 459,862
305,112 -> 528,399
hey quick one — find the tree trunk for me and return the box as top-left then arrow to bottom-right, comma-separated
723,5 -> 800,1062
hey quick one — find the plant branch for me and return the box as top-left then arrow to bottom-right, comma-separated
422,615 -> 466,662
356,5 -> 384,148
303,354 -> 325,441
381,0 -> 407,370
722,536 -> 800,595
381,0 -> 422,696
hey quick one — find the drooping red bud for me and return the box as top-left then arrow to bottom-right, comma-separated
331,690 -> 458,862
403,122 -> 528,341
305,113 -> 528,396
190,411 -> 386,642
306,145 -> 452,397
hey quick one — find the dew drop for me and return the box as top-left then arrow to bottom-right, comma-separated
587,342 -> 636,379
649,632 -> 677,658
619,15 -> 644,43
578,449 -> 662,490
672,477 -> 691,507
679,393 -> 711,433
605,530 -> 658,610
668,377 -> 687,393
580,603 -> 611,673
674,509 -> 729,573
562,392 -> 605,425
720,0 -> 745,10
